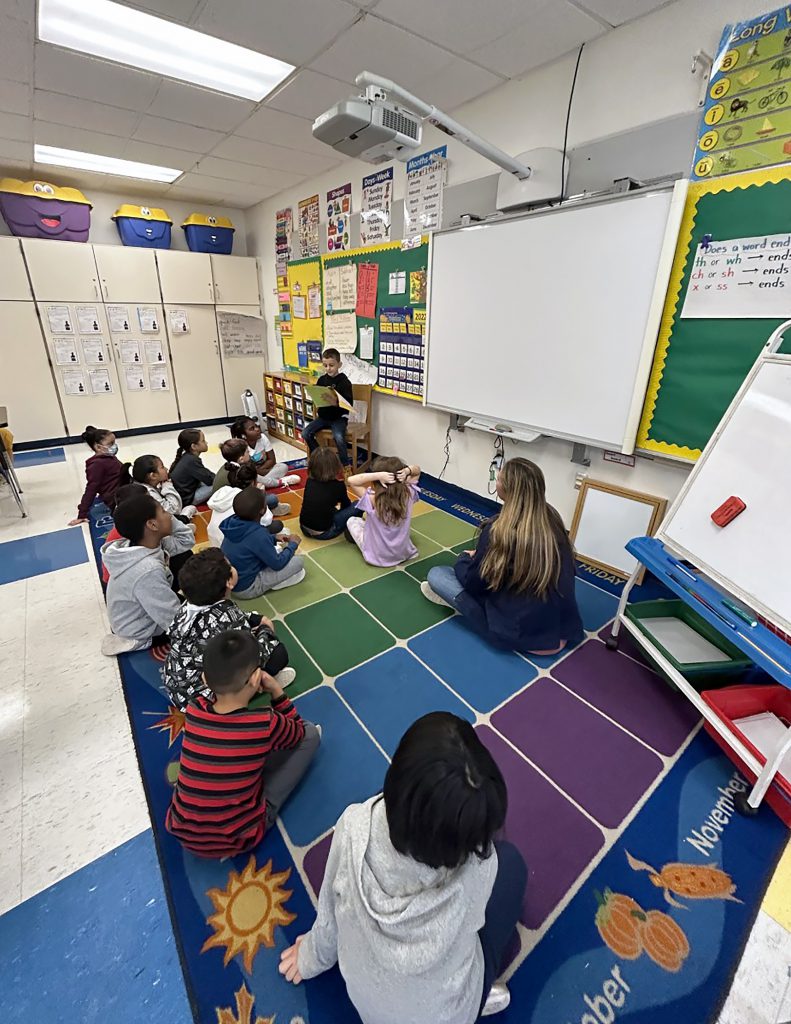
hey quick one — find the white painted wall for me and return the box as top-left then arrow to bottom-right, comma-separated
0,183 -> 249,254
246,0 -> 773,520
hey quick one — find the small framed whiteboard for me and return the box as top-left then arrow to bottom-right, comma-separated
570,480 -> 667,582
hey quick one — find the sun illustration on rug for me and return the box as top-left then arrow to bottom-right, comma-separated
144,706 -> 186,746
202,857 -> 296,972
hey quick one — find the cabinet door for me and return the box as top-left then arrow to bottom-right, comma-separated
37,300 -> 128,434
210,254 -> 260,305
216,305 -> 268,417
156,250 -> 213,304
0,301 -> 65,441
165,304 -> 227,421
22,238 -> 100,301
93,245 -> 161,302
0,237 -> 32,299
111,303 -> 179,428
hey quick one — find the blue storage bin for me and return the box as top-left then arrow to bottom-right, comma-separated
182,212 -> 235,254
112,204 -> 172,248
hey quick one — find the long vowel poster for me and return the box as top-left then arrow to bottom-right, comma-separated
298,195 -> 320,257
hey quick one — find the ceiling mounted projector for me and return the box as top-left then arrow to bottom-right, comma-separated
312,94 -> 422,163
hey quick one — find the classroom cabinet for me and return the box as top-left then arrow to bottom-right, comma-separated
210,255 -> 260,306
215,304 -> 268,416
22,238 -> 101,302
109,302 -> 179,427
93,245 -> 161,303
164,304 -> 227,422
0,237 -> 32,300
156,250 -> 214,304
0,301 -> 65,441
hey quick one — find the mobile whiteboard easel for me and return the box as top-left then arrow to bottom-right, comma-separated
607,319 -> 791,814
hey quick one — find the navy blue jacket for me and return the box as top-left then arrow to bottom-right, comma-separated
454,515 -> 583,654
220,515 -> 299,592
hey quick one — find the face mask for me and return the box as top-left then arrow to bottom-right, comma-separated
105,443 -> 119,456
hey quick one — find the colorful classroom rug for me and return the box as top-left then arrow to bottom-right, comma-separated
87,472 -> 788,1024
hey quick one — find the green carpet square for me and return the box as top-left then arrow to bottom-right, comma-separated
353,571 -> 453,638
270,620 -> 323,696
451,539 -> 479,555
311,541 -> 395,587
285,594 -> 394,675
404,550 -> 458,583
264,558 -> 341,615
412,509 -> 478,547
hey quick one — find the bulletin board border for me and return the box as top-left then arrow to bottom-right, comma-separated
637,164 -> 791,460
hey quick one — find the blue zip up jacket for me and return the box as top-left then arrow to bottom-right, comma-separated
454,514 -> 583,654
220,514 -> 299,591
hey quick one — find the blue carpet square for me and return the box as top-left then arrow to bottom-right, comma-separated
575,578 -> 618,631
337,647 -> 476,755
408,618 -> 538,713
13,447 -> 65,468
282,686 -> 388,846
0,528 -> 88,584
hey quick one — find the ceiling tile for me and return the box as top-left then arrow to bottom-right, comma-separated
146,80 -> 254,132
168,181 -> 274,208
211,133 -> 340,175
34,91 -> 139,137
123,140 -> 200,173
196,0 -> 359,67
266,69 -> 355,121
191,156 -> 301,191
0,80 -> 31,116
374,0 -> 539,55
414,57 -> 504,111
132,115 -> 225,154
0,139 -> 32,167
580,0 -> 670,27
235,105 -> 330,156
34,45 -> 160,112
469,1 -> 605,78
0,14 -> 33,84
309,15 -> 462,96
0,112 -> 32,143
33,121 -> 131,158
124,0 -> 203,21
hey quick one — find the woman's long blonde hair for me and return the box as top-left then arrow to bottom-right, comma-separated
371,455 -> 411,526
480,458 -> 566,598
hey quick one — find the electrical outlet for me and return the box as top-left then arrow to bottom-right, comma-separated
574,472 -> 588,490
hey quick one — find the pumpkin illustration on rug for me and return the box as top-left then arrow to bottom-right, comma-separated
594,889 -> 690,973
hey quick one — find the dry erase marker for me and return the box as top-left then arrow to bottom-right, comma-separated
722,599 -> 757,627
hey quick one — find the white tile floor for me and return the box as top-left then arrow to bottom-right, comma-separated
0,425 -> 788,1022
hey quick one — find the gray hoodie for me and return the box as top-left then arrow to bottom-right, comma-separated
298,796 -> 497,1024
103,540 -> 181,645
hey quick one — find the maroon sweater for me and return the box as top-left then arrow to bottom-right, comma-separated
77,453 -> 126,519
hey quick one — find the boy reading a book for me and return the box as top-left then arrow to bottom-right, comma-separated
301,348 -> 354,466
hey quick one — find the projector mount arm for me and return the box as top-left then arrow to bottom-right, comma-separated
355,71 -> 532,181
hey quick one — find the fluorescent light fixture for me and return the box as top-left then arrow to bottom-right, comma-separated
34,144 -> 182,183
38,0 -> 295,101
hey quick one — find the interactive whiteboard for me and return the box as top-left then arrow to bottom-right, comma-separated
425,183 -> 686,452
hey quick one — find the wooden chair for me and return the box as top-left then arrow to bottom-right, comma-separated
316,383 -> 373,472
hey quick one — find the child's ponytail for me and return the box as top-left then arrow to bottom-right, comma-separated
170,428 -> 201,475
371,455 -> 411,526
81,425 -> 111,451
227,462 -> 257,489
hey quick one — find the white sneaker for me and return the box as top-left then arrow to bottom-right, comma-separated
420,581 -> 451,607
101,633 -> 138,656
482,984 -> 510,1016
281,474 -> 301,486
272,501 -> 291,516
182,505 -> 198,519
270,567 -> 306,590
275,667 -> 296,688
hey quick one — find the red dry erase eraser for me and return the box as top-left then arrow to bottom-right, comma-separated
711,496 -> 746,527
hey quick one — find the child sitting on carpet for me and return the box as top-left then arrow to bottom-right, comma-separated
207,462 -> 285,547
230,415 -> 301,490
300,446 -> 363,541
169,428 -> 215,507
221,487 -> 304,598
346,457 -> 421,566
279,712 -> 526,1022
69,425 -> 131,526
212,439 -> 290,516
166,629 -> 320,858
162,548 -> 295,710
102,492 -> 182,656
132,454 -> 196,520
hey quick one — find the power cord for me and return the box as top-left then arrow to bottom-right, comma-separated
559,42 -> 585,206
438,424 -> 452,480
488,435 -> 504,496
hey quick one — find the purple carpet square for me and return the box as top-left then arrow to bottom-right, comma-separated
551,640 -> 700,756
491,678 -> 663,828
304,832 -> 334,900
477,726 -> 604,929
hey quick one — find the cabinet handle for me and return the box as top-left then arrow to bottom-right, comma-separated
93,280 -> 99,298
209,282 -> 213,300
215,283 -> 221,301
102,279 -> 108,299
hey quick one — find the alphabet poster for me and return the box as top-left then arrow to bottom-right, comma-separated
693,6 -> 791,180
680,232 -> 791,317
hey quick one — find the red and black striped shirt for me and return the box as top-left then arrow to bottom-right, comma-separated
166,694 -> 304,857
